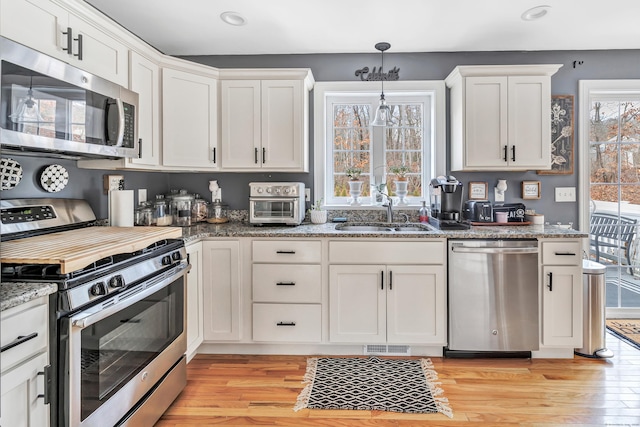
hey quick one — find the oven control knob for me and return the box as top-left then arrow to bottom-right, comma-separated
171,251 -> 182,261
108,275 -> 125,289
266,187 -> 272,194
283,187 -> 291,194
161,255 -> 172,266
256,187 -> 263,194
90,282 -> 106,296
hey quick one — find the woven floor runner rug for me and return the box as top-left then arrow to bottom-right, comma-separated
294,356 -> 452,418
607,319 -> 640,350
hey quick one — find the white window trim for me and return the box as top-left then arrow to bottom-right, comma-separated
313,80 -> 446,209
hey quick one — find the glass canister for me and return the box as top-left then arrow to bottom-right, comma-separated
207,199 -> 228,223
171,190 -> 194,227
134,202 -> 154,226
191,194 -> 209,223
154,194 -> 172,226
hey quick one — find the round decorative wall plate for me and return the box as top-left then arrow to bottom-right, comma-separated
40,164 -> 69,193
0,157 -> 24,190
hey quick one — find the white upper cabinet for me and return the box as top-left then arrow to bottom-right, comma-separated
219,70 -> 314,172
445,65 -> 562,171
0,0 -> 129,87
162,67 -> 219,170
128,52 -> 160,166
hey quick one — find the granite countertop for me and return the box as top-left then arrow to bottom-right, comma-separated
1,282 -> 57,312
181,221 -> 588,243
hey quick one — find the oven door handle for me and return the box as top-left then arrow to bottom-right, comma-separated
71,264 -> 189,329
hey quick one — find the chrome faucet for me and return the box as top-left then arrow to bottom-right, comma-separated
382,193 -> 394,223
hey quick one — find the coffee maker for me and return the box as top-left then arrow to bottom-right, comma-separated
429,175 -> 470,230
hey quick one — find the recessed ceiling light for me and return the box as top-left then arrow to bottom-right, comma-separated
521,5 -> 551,21
220,11 -> 247,26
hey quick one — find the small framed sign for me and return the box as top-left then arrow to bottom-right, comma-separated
521,181 -> 541,199
469,181 -> 488,200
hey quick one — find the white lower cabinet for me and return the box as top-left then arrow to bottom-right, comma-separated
329,264 -> 445,344
0,352 -> 49,427
185,242 -> 204,359
539,239 -> 583,347
202,240 -> 241,341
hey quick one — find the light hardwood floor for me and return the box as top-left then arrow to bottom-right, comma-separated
157,334 -> 640,426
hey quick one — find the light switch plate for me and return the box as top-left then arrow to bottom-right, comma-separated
103,175 -> 124,194
305,188 -> 311,201
555,187 -> 576,202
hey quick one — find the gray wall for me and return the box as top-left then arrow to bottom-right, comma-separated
2,49 -> 639,223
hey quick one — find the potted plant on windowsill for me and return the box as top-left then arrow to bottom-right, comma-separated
346,167 -> 363,205
389,164 -> 410,205
308,198 -> 327,224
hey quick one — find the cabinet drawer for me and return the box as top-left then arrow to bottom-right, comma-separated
1,300 -> 48,373
252,304 -> 321,342
253,264 -> 321,303
541,241 -> 582,265
329,240 -> 445,264
252,240 -> 321,263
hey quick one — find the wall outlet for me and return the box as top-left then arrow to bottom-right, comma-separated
555,187 -> 576,202
103,175 -> 124,194
305,188 -> 311,201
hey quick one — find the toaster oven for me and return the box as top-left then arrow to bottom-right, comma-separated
249,182 -> 306,225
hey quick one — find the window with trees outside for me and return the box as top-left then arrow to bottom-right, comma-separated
314,81 -> 446,208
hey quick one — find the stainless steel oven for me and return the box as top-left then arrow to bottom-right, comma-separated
249,182 -> 305,225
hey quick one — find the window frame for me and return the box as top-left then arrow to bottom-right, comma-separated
313,80 -> 446,209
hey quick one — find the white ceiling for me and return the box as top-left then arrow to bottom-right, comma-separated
84,0 -> 640,56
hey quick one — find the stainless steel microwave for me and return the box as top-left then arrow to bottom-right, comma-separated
0,37 -> 139,159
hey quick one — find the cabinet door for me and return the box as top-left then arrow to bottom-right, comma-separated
464,76 -> 508,169
220,80 -> 261,169
202,241 -> 241,341
329,265 -> 386,343
0,0 -> 68,63
508,75 -> 551,169
129,52 -> 160,166
0,352 -> 49,427
162,68 -> 218,169
185,242 -> 204,359
386,265 -> 446,344
541,265 -> 582,347
67,14 -> 129,87
261,80 -> 305,170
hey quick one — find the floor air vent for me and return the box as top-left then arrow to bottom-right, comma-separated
363,344 -> 411,356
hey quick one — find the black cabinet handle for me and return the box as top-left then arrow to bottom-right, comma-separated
276,250 -> 295,254
254,147 -> 258,164
547,272 -> 553,292
555,252 -> 576,256
511,145 -> 516,162
74,34 -> 83,60
1,332 -> 38,353
262,147 -> 266,164
380,270 -> 384,290
62,27 -> 73,55
503,145 -> 508,162
276,322 -> 296,326
212,147 -> 216,163
389,270 -> 393,290
138,138 -> 143,159
276,282 -> 296,286
186,253 -> 191,273
37,365 -> 52,404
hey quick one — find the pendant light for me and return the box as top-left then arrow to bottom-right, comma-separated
9,75 -> 44,124
371,42 -> 393,127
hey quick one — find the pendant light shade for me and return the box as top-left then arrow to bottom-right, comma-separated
371,42 -> 393,127
9,75 -> 44,124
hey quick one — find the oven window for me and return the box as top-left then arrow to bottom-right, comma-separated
253,200 -> 295,218
79,279 -> 184,421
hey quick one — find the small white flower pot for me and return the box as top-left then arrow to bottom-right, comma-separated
310,210 -> 327,224
348,181 -> 363,205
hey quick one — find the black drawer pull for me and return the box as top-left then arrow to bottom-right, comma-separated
37,365 -> 52,404
276,250 -> 296,254
1,332 -> 38,353
555,252 -> 576,256
276,282 -> 296,286
276,322 -> 296,327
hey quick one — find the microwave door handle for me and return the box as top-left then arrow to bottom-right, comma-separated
106,98 -> 126,146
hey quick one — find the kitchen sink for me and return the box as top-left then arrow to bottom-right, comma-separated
335,223 -> 435,232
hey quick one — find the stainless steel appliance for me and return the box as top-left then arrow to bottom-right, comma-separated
447,240 -> 539,356
0,37 -> 139,159
462,200 -> 493,222
249,182 -> 305,225
428,176 -> 470,230
1,199 -> 188,427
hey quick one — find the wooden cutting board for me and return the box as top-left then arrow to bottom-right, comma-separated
1,227 -> 183,274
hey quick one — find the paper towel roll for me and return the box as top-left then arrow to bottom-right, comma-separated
109,190 -> 134,226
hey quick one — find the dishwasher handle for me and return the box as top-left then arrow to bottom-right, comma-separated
450,246 -> 538,254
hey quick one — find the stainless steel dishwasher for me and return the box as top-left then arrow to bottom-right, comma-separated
447,240 -> 539,356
